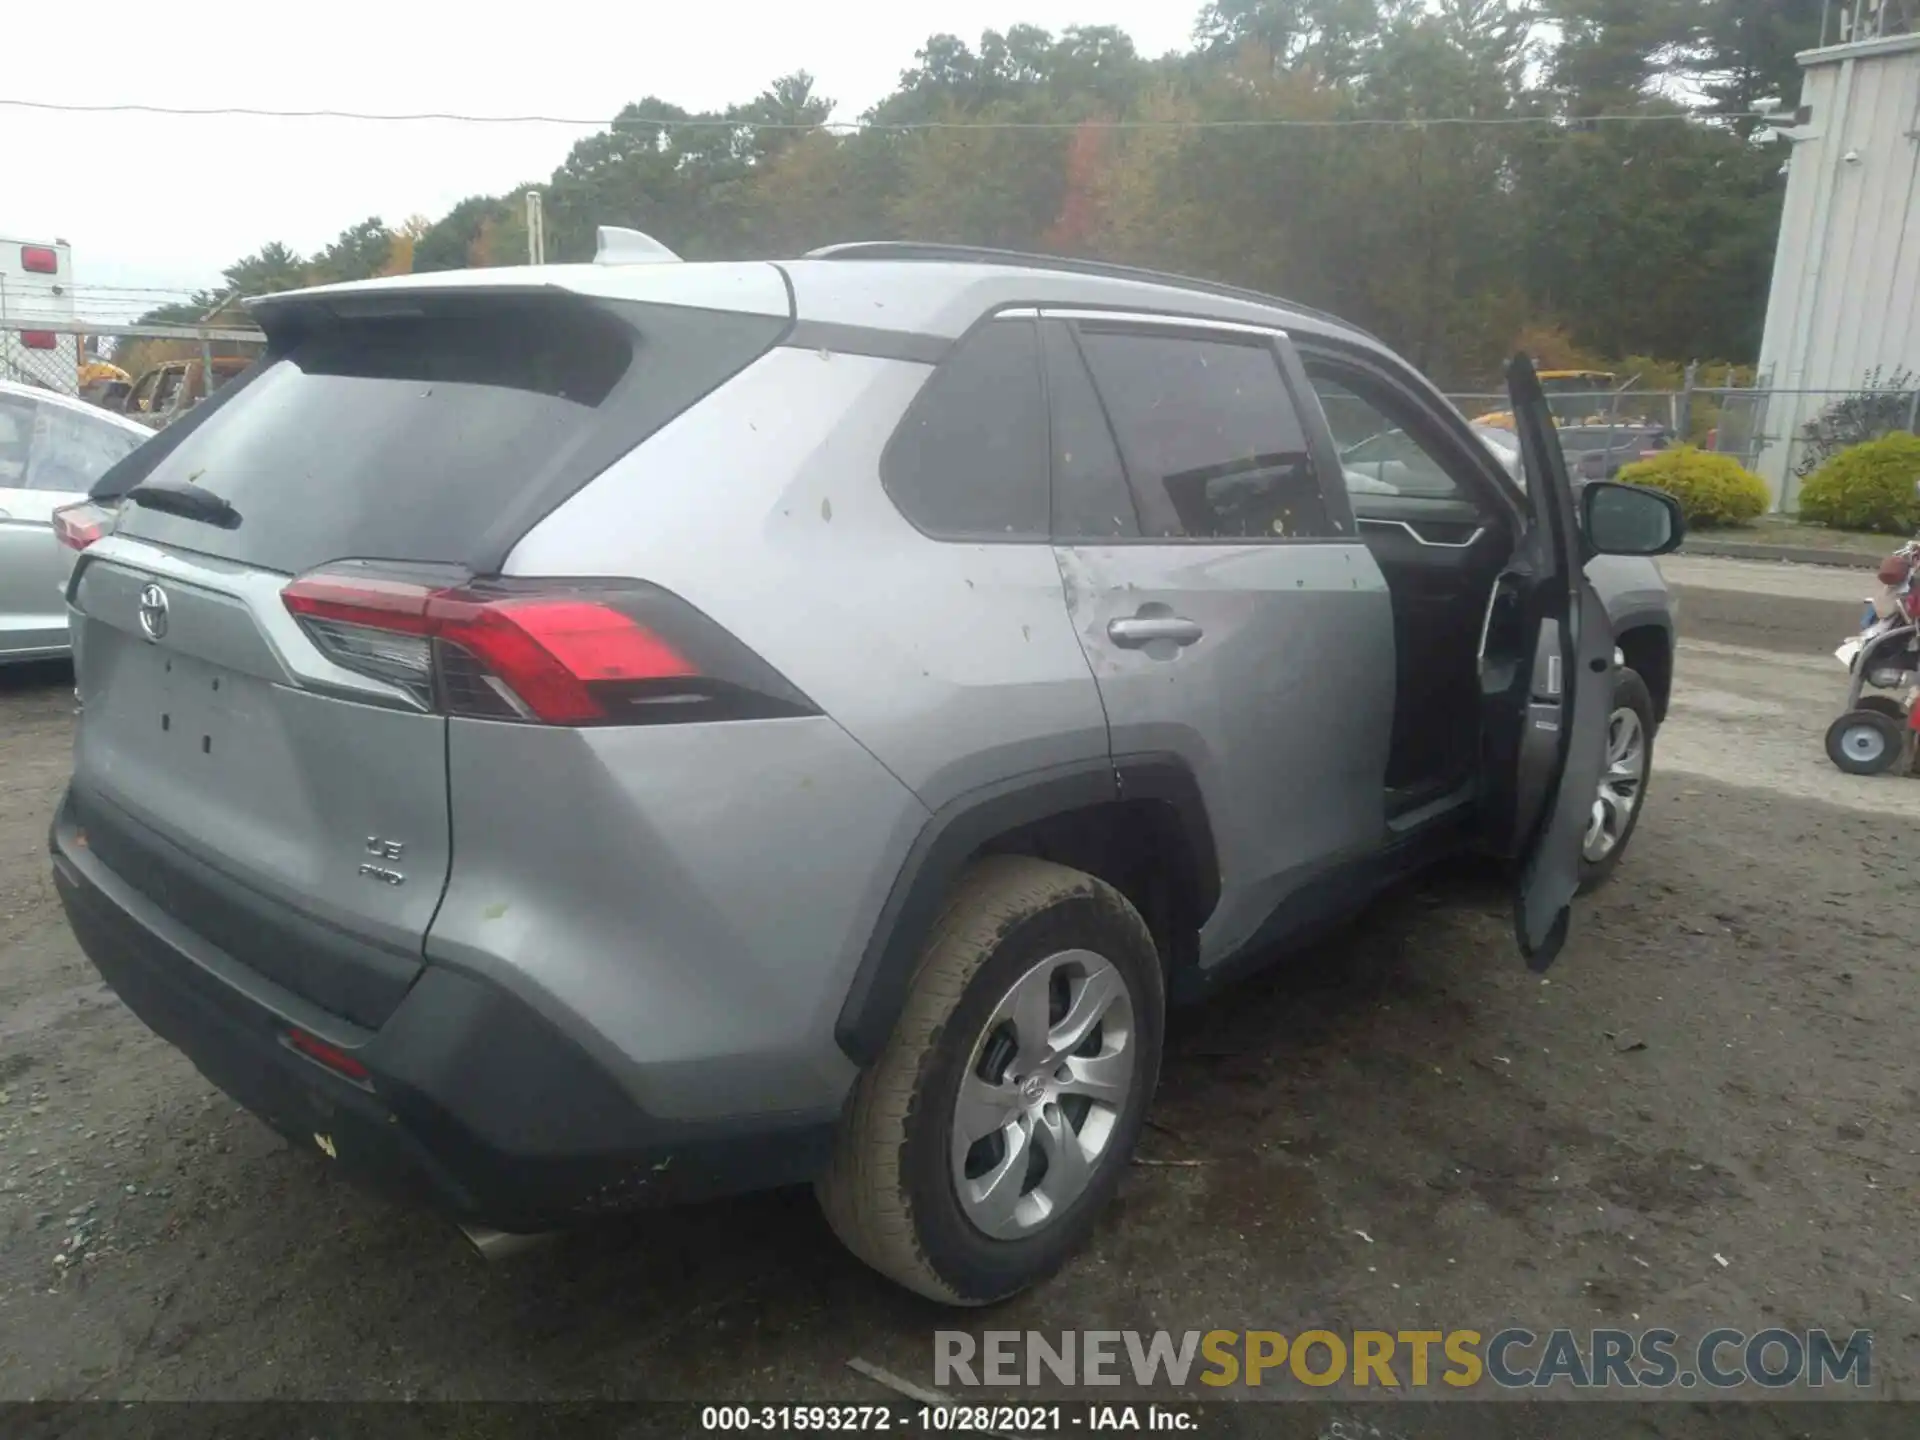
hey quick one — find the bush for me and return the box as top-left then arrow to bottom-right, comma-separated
1797,432 -> 1920,535
1615,446 -> 1770,528
1794,366 -> 1917,478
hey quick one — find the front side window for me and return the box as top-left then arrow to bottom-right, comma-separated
881,317 -> 1049,541
1311,374 -> 1470,502
1074,327 -> 1334,540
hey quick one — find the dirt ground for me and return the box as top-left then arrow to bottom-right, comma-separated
2,554 -> 1917,1432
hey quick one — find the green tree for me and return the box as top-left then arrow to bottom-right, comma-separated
307,218 -> 395,285
221,241 -> 306,296
1680,0 -> 1827,127
1541,0 -> 1694,111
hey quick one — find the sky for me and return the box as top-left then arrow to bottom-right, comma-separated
3,0 -> 1200,320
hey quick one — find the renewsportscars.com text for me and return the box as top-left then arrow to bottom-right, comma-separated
934,1328 -> 1872,1392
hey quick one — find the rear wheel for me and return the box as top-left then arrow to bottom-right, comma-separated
817,855 -> 1163,1305
1578,667 -> 1655,892
1826,707 -> 1907,776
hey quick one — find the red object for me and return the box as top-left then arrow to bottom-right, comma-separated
282,574 -> 697,725
283,1027 -> 371,1082
19,245 -> 58,274
53,502 -> 115,552
1878,554 -> 1913,588
19,330 -> 55,349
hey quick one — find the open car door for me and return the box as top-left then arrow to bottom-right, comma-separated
1478,355 -> 1616,971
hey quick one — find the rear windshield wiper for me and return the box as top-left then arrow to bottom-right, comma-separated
126,478 -> 242,530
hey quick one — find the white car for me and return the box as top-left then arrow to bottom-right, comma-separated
0,379 -> 151,663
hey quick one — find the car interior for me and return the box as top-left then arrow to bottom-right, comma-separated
1303,355 -> 1520,819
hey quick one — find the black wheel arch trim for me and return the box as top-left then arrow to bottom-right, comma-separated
1607,609 -> 1675,725
833,753 -> 1218,1067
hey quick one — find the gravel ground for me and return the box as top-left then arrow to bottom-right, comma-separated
2,555 -> 1916,1434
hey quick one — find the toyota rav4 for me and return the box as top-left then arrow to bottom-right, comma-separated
51,238 -> 1682,1305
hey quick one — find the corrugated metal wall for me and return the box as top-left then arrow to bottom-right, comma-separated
1755,33 -> 1920,505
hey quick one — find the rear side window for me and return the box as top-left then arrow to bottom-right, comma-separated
111,297 -> 785,575
1076,327 -> 1334,540
881,317 -> 1048,541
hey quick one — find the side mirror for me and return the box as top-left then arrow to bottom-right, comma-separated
1582,480 -> 1685,558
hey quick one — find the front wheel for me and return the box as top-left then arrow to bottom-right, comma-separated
817,855 -> 1164,1305
1578,667 -> 1655,893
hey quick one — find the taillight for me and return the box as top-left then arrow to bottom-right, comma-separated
20,245 -> 58,274
20,330 -> 55,350
281,569 -> 815,726
53,501 -> 118,552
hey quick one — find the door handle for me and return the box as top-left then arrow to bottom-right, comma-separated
1108,615 -> 1204,648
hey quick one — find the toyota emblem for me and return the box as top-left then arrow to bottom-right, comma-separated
137,583 -> 170,642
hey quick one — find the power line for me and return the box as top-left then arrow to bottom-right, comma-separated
0,95 -> 1764,131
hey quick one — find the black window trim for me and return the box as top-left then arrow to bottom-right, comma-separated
876,308 -> 1053,547
1047,309 -> 1359,548
1040,317 -> 1143,542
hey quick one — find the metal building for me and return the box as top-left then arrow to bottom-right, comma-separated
1755,3 -> 1920,504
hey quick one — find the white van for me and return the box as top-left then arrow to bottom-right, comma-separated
0,237 -> 78,396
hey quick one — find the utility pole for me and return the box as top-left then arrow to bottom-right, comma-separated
526,191 -> 546,266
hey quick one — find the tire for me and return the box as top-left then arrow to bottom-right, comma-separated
1578,667 -> 1655,894
817,855 -> 1164,1305
1826,707 -> 1907,776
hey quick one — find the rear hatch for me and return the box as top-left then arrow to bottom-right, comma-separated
67,279 -> 790,1028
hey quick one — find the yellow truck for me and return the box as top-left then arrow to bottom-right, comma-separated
1473,370 -> 1619,429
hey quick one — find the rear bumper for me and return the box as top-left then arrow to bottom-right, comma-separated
51,795 -> 836,1232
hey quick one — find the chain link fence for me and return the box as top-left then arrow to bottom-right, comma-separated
1442,378 -> 1920,512
1,328 -> 84,396
3,319 -> 265,427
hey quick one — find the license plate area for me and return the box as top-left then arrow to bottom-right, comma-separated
142,648 -> 238,762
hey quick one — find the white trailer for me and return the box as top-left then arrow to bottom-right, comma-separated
0,237 -> 79,396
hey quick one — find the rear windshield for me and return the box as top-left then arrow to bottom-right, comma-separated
110,296 -> 784,575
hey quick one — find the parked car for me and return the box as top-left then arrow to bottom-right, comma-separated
0,379 -> 150,663
50,239 -> 1682,1306
117,354 -> 251,429
1557,423 -> 1675,483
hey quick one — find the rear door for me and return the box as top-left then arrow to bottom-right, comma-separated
1043,312 -> 1396,965
1479,356 -> 1615,970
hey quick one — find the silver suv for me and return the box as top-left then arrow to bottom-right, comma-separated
51,239 -> 1681,1306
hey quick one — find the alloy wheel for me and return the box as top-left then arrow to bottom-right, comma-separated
1583,705 -> 1646,864
950,949 -> 1134,1240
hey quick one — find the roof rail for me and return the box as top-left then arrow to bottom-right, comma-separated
596,227 -> 681,265
803,241 -> 1380,342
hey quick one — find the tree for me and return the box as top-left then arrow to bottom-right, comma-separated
1680,0 -> 1826,127
413,196 -> 511,272
221,242 -> 306,296
381,215 -> 433,276
174,13 -> 1793,381
1194,0 -> 1415,80
307,218 -> 394,285
1540,0 -> 1694,111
